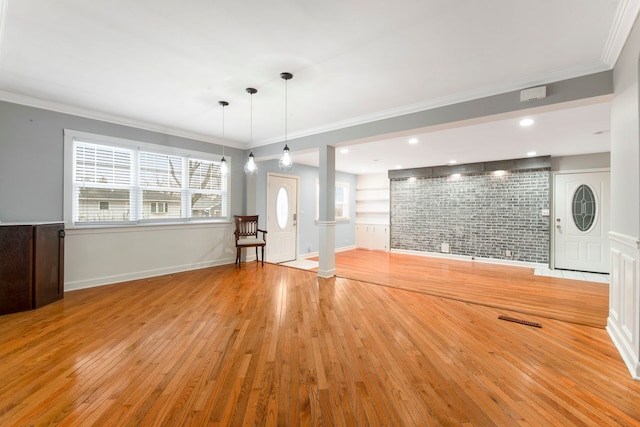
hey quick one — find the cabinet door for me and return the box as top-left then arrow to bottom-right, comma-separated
356,225 -> 370,249
371,226 -> 389,251
0,226 -> 33,314
33,224 -> 64,308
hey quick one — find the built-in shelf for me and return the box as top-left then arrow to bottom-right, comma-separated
356,175 -> 391,246
356,208 -> 391,214
356,198 -> 389,203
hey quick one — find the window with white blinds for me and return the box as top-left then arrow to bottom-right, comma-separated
65,130 -> 228,226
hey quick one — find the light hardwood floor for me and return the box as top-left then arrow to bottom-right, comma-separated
0,250 -> 638,426
326,250 -> 609,328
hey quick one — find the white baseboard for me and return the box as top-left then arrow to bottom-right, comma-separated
607,231 -> 640,381
298,245 -> 357,260
390,248 -> 548,270
65,257 -> 236,291
607,321 -> 640,380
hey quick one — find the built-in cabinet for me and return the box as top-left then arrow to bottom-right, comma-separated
0,222 -> 65,315
355,174 -> 390,251
356,224 -> 389,251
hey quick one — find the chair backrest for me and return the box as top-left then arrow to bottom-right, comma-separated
235,215 -> 259,238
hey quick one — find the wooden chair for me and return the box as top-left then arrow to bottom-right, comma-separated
234,215 -> 267,267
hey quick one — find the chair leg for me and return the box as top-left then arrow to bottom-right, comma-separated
261,246 -> 265,266
255,247 -> 259,263
236,247 -> 241,267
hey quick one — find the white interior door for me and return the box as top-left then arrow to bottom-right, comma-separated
266,174 -> 298,264
554,171 -> 610,273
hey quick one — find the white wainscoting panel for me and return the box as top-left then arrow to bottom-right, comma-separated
610,248 -> 621,323
607,232 -> 640,380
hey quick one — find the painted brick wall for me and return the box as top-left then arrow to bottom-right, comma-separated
390,168 -> 550,263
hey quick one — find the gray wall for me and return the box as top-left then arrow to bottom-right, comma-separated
252,159 -> 357,256
551,152 -> 610,171
390,168 -> 550,263
0,101 -> 245,222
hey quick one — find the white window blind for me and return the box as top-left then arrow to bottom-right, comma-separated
66,131 -> 229,226
73,141 -> 134,223
139,151 -> 184,220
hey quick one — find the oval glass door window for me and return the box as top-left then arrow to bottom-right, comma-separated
572,184 -> 596,232
276,187 -> 289,229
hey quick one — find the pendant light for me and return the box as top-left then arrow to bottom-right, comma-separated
244,87 -> 258,175
278,72 -> 293,171
218,100 -> 228,176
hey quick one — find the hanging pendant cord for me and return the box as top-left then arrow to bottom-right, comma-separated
222,104 -> 225,156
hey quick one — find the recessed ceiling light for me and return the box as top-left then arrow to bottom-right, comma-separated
527,151 -> 537,157
449,160 -> 457,164
340,148 -> 349,154
519,118 -> 534,127
395,165 -> 402,169
408,138 -> 419,144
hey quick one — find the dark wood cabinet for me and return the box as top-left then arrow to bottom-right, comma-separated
0,222 -> 65,315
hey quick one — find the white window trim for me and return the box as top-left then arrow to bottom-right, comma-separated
315,179 -> 351,222
63,129 -> 230,228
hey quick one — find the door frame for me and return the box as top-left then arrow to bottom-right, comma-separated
550,168 -> 610,271
266,172 -> 300,263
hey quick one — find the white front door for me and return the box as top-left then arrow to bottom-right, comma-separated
266,173 -> 298,264
554,171 -> 610,273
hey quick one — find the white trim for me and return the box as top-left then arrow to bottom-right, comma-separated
317,269 -> 336,279
336,244 -> 357,253
63,129 -> 231,228
0,0 -> 7,56
391,248 -> 548,270
607,232 -> 640,380
602,0 -> 640,66
607,323 -> 640,380
64,129 -> 228,160
609,231 -> 640,248
317,221 -> 337,278
253,65 -> 611,148
298,244 -> 357,260
65,257 -> 235,292
0,90 -> 246,149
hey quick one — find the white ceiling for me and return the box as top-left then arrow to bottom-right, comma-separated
0,0 -> 637,174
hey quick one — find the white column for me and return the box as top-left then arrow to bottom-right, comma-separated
317,145 -> 336,278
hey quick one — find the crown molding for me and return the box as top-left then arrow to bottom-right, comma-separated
0,0 -> 7,54
251,62 -> 610,149
0,89 -> 248,150
602,0 -> 640,66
